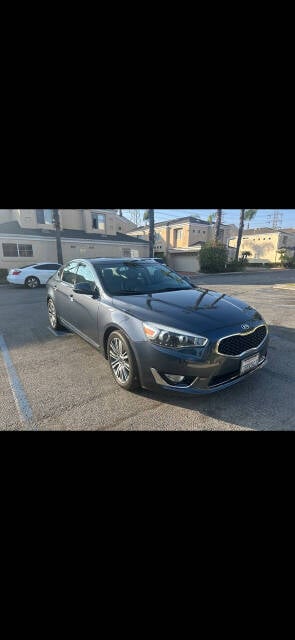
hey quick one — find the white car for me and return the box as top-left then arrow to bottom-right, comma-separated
7,262 -> 62,288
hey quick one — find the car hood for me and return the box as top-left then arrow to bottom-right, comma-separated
112,288 -> 263,334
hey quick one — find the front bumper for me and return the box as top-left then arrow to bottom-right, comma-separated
133,335 -> 269,395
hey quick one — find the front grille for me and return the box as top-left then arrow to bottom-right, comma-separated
217,325 -> 267,357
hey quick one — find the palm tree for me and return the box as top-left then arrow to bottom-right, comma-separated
208,212 -> 216,225
235,209 -> 258,262
52,209 -> 63,264
214,209 -> 222,241
245,209 -> 258,229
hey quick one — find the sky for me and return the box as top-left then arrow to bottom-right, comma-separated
123,209 -> 295,229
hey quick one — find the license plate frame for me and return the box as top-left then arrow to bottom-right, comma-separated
240,354 -> 260,375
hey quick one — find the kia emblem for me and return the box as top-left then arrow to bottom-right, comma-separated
241,323 -> 250,332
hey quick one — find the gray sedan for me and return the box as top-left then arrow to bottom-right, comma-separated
46,258 -> 269,394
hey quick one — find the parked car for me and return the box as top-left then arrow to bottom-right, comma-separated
47,258 -> 269,395
7,263 -> 62,288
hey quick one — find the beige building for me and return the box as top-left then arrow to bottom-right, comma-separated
228,228 -> 295,263
128,216 -> 238,272
0,209 -> 148,270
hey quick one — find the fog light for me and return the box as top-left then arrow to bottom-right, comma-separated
164,374 -> 185,384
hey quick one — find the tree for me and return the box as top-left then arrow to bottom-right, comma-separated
142,210 -> 155,257
214,209 -> 222,241
208,212 -> 216,225
52,210 -> 63,265
126,209 -> 144,227
235,209 -> 258,262
245,208 -> 258,229
200,242 -> 228,273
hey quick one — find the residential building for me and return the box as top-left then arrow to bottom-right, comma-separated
228,228 -> 295,263
128,216 -> 238,272
0,210 -> 148,270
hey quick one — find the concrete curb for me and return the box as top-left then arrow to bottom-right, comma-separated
273,284 -> 295,290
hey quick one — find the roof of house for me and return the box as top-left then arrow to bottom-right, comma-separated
130,217 -> 210,232
242,227 -> 295,236
0,221 -> 148,244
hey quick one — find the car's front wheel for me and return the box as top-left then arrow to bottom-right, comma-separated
25,276 -> 40,289
107,331 -> 139,391
48,298 -> 62,330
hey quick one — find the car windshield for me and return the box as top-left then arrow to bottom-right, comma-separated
94,261 -> 193,296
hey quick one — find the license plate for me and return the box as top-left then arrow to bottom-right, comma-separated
240,354 -> 260,375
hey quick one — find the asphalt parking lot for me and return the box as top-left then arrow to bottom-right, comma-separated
1,269 -> 295,430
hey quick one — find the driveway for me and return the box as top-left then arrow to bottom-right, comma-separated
0,270 -> 295,430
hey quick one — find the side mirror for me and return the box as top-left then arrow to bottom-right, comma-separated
74,282 -> 98,296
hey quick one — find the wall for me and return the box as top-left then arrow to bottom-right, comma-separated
0,234 -> 149,270
230,233 -> 279,262
83,210 -> 135,236
0,210 -> 14,224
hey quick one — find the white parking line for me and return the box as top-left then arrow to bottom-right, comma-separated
0,334 -> 38,430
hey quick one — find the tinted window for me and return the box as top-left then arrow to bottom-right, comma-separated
62,262 -> 78,285
94,262 -> 193,296
35,264 -> 60,271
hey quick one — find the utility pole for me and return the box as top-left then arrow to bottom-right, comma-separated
266,210 -> 283,230
52,209 -> 64,265
147,209 -> 155,258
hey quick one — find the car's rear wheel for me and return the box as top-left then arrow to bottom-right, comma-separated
25,276 -> 40,289
107,331 -> 139,391
48,298 -> 62,330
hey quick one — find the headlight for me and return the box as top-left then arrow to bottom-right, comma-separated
143,322 -> 208,349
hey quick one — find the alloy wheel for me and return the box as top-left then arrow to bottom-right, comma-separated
109,336 -> 130,384
26,277 -> 39,289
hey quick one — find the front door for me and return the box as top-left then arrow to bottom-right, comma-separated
69,262 -> 101,345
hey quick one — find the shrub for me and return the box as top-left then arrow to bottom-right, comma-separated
199,243 -> 228,273
0,269 -> 8,284
226,260 -> 245,272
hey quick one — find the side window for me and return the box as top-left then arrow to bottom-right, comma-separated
40,264 -> 60,271
62,262 -> 78,285
76,264 -> 96,290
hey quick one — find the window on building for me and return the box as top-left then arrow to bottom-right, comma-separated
2,243 -> 33,257
123,248 -> 131,258
174,229 -> 183,246
36,209 -> 54,225
92,213 -> 106,231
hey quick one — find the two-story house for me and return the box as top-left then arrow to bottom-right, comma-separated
228,228 -> 295,263
127,216 -> 238,272
0,209 -> 149,270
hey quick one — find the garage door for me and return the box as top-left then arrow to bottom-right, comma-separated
173,254 -> 200,273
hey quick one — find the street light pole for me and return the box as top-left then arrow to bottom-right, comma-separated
52,209 -> 64,264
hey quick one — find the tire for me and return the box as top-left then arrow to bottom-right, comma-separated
48,298 -> 62,331
107,331 -> 140,391
25,276 -> 40,289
